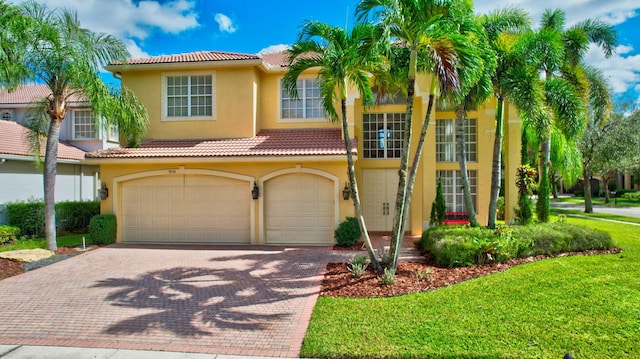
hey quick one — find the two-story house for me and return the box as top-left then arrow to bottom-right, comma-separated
87,50 -> 521,246
0,84 -> 120,224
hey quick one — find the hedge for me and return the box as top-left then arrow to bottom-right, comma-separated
0,225 -> 20,246
89,214 -> 117,245
6,200 -> 99,237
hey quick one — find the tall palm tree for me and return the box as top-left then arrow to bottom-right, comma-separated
0,1 -> 149,251
357,0 -> 469,270
479,7 -> 546,229
530,9 -> 616,222
283,21 -> 385,269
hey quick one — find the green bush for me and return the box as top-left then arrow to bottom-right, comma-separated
622,191 -> 640,200
420,223 -> 613,268
6,199 -> 44,237
0,225 -> 20,246
89,214 -> 117,245
56,201 -> 100,233
497,196 -> 505,220
334,217 -> 361,247
6,199 -> 99,237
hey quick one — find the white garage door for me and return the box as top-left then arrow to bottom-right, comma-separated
121,174 -> 250,244
265,173 -> 335,245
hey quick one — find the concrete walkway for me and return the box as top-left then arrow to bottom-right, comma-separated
0,244 -> 339,358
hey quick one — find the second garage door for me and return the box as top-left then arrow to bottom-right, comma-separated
121,174 -> 250,244
265,173 -> 335,245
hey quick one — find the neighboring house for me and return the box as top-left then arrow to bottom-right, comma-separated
0,84 -> 119,224
0,120 -> 98,224
87,50 -> 521,245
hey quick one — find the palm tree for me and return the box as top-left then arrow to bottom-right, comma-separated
0,1 -> 149,251
530,9 -> 616,222
283,21 -> 385,270
357,0 -> 470,270
479,7 -> 544,229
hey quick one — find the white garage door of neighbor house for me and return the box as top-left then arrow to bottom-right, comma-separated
121,174 -> 250,244
265,173 -> 335,245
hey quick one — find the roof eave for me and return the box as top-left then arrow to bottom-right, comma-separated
84,154 -> 354,165
105,59 -> 264,72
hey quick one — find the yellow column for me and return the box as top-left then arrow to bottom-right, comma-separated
503,103 -> 521,223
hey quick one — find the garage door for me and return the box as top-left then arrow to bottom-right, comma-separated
121,174 -> 250,244
265,173 -> 335,245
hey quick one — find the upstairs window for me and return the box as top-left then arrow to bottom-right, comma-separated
436,118 -> 477,162
280,78 -> 323,120
72,110 -> 96,139
164,73 -> 214,120
362,113 -> 405,159
107,123 -> 119,142
1,110 -> 13,121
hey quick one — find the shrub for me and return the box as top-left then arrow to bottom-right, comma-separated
347,254 -> 370,277
622,191 -> 640,200
430,176 -> 447,226
420,223 -> 613,268
379,267 -> 396,286
89,214 -> 117,245
334,217 -> 361,247
497,196 -> 505,220
55,201 -> 99,233
6,199 -> 44,237
0,225 -> 20,246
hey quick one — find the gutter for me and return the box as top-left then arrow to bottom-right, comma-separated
0,154 -> 82,164
83,155 -> 353,165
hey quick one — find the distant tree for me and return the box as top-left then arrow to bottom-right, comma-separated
0,1 -> 149,250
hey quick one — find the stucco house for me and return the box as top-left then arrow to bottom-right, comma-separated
0,85 -> 119,224
86,50 -> 521,245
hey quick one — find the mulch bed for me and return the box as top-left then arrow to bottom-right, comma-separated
0,246 -> 88,281
322,248 -> 622,298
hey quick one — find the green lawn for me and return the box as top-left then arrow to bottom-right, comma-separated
552,208 -> 640,225
553,196 -> 640,207
302,217 -> 640,358
0,233 -> 90,252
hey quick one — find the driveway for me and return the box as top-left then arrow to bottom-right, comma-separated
0,244 -> 338,357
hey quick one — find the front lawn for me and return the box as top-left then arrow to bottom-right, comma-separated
553,196 -> 640,208
0,233 -> 90,253
301,217 -> 639,358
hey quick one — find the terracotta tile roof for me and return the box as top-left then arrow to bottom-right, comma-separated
86,128 -> 356,159
0,84 -> 86,105
112,51 -> 261,66
0,120 -> 86,161
261,51 -> 321,68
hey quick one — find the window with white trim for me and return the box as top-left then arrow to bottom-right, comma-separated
1,110 -> 13,121
280,78 -> 323,119
107,123 -> 119,142
362,113 -> 405,159
72,109 -> 96,139
165,74 -> 213,118
436,118 -> 477,162
436,170 -> 477,212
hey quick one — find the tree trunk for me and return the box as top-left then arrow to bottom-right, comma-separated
603,179 -> 610,203
44,119 -> 61,251
536,138 -> 551,222
551,173 -> 559,199
521,126 -> 529,166
389,73 -> 415,271
487,97 -> 505,229
340,99 -> 381,270
455,104 -> 478,227
583,169 -> 593,213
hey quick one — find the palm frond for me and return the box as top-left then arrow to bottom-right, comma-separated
24,98 -> 50,168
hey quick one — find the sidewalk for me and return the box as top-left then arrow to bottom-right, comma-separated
0,345 -> 296,358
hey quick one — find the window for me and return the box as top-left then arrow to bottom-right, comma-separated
436,170 -> 477,212
1,110 -> 12,121
436,118 -> 477,162
73,110 -> 96,139
362,113 -> 405,159
165,74 -> 214,119
107,123 -> 119,142
280,78 -> 323,119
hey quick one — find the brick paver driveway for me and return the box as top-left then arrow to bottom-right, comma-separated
0,244 -> 338,357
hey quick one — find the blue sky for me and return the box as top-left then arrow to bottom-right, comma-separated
16,0 -> 640,101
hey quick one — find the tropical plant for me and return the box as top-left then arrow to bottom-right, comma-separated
527,9 -> 617,222
514,164 -> 537,224
430,176 -> 447,226
283,20 -> 385,269
0,1 -> 149,251
479,7 -> 542,228
357,0 -> 472,270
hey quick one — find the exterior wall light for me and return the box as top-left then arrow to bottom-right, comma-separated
342,182 -> 351,200
100,183 -> 109,200
252,181 -> 260,200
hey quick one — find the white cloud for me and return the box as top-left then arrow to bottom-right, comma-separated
585,44 -> 640,94
214,13 -> 237,33
15,0 -> 199,40
258,44 -> 290,54
124,39 -> 150,59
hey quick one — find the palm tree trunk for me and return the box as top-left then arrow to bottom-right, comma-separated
488,97 -> 505,229
389,72 -> 416,270
340,99 -> 381,270
537,138 -> 551,222
455,104 -> 478,227
44,119 -> 61,251
583,168 -> 593,213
